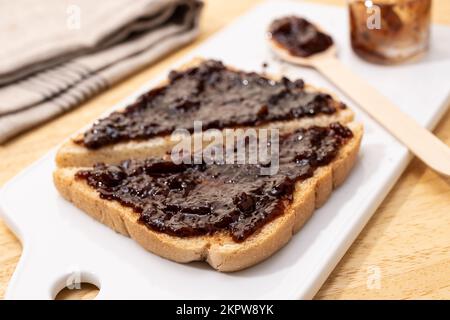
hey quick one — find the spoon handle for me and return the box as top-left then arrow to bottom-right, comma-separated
314,57 -> 450,177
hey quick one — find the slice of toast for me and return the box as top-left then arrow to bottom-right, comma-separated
54,122 -> 362,272
55,58 -> 354,168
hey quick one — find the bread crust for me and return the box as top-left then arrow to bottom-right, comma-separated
53,122 -> 362,272
55,58 -> 354,168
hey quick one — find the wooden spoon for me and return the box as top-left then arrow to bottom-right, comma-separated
269,36 -> 450,177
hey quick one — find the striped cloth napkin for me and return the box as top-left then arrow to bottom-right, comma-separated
0,0 -> 202,143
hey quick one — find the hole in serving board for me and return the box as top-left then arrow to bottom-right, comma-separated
55,282 -> 99,300
53,270 -> 100,300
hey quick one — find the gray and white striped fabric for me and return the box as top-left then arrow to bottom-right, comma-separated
0,0 -> 202,143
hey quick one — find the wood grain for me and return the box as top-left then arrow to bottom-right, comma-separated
0,0 -> 449,300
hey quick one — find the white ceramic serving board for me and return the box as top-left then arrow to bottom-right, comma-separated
1,0 -> 449,300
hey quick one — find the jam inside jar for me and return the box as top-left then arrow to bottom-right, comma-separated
349,0 -> 431,64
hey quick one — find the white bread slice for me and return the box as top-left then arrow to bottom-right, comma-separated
55,58 -> 354,168
53,122 -> 363,272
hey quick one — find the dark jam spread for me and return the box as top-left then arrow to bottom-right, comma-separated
76,123 -> 353,242
269,16 -> 333,57
81,60 -> 344,149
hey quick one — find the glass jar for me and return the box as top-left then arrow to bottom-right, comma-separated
348,0 -> 432,64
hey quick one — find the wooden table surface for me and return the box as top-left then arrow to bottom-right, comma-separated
1,0 -> 449,300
